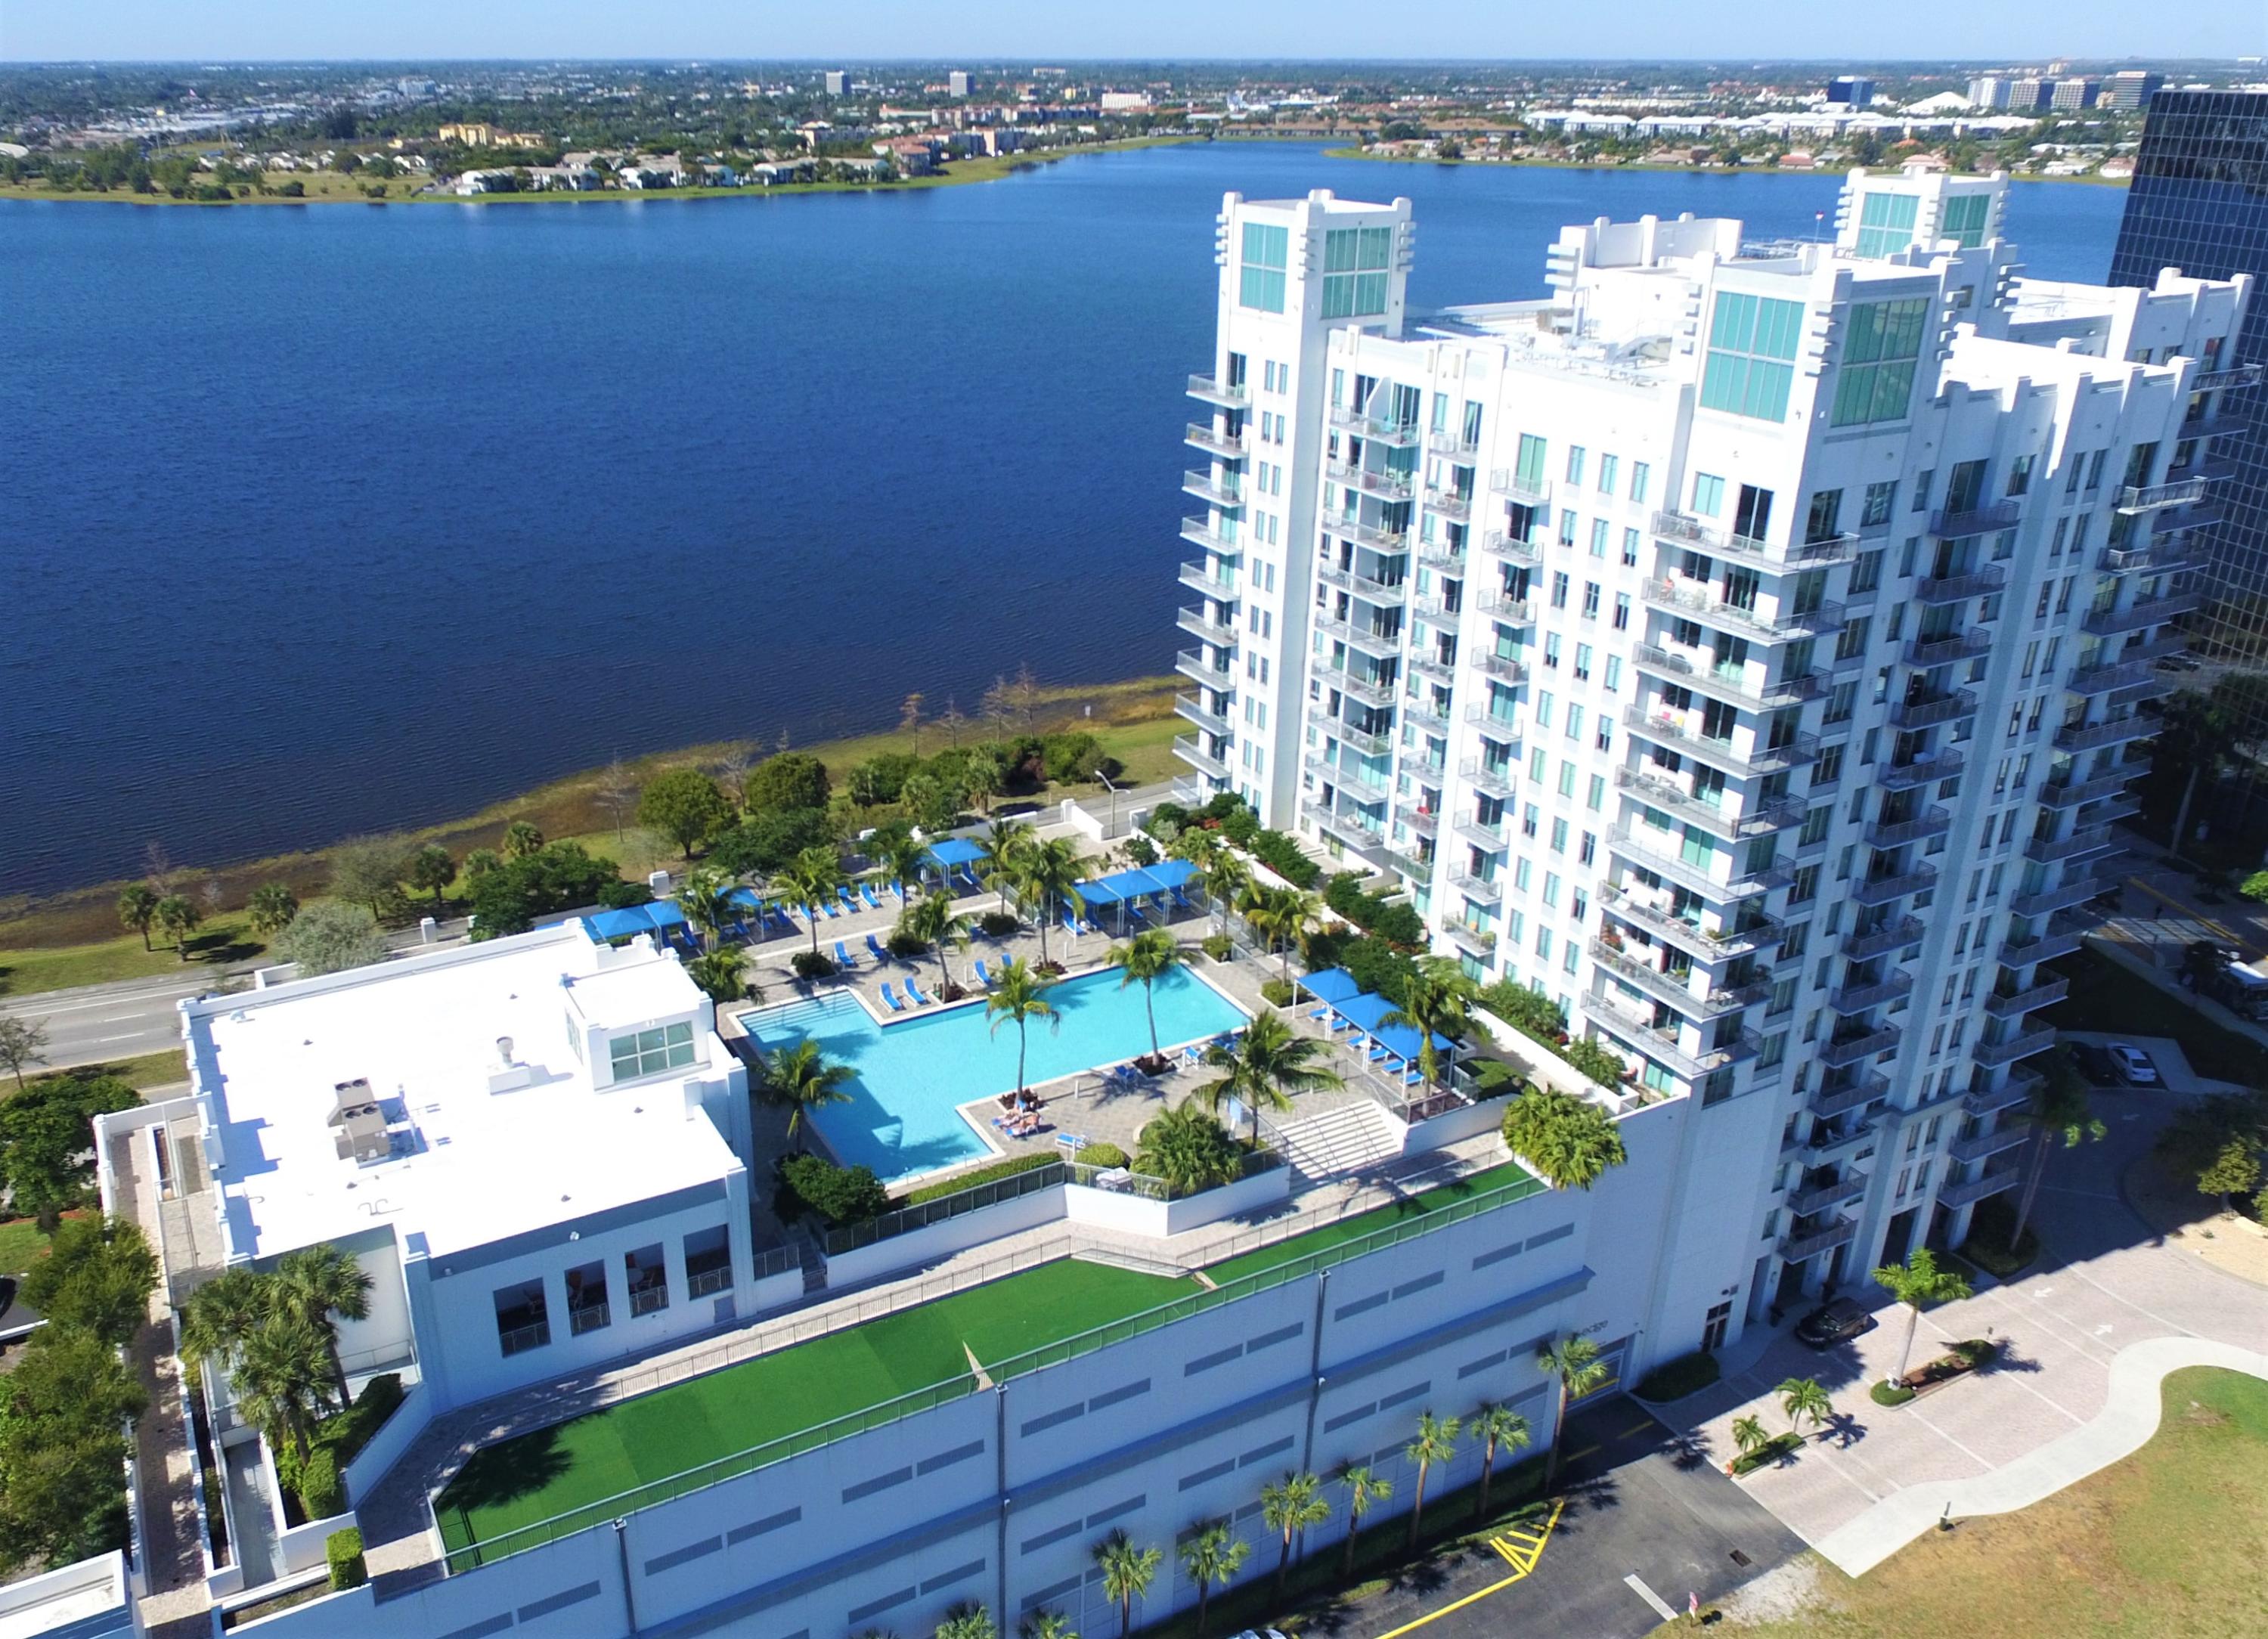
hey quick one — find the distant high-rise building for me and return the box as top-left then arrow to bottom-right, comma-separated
947,70 -> 971,98
2109,91 -> 2268,758
1967,76 -> 2012,110
2050,77 -> 2102,111
2102,70 -> 2164,111
2009,77 -> 2052,110
1826,76 -> 1875,108
824,70 -> 850,97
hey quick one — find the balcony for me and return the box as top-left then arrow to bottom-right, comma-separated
1174,692 -> 1231,737
1176,606 -> 1235,647
1180,515 -> 1242,555
1609,825 -> 1791,900
1444,920 -> 1498,955
1424,488 -> 1473,522
1939,1165 -> 2023,1209
1326,459 -> 1414,500
1178,559 -> 1238,599
1312,612 -> 1402,658
1904,628 -> 1993,667
1411,593 -> 1460,623
2065,658 -> 2153,697
1476,591 -> 1535,624
1396,800 -> 1439,838
1429,430 -> 1480,460
1650,509 -> 1862,569
1182,468 -> 1244,509
1878,751 -> 1966,791
2084,590 -> 2202,637
1598,882 -> 1780,961
1174,735 -> 1231,780
2053,714 -> 2155,754
1930,499 -> 2022,538
1820,1024 -> 1901,1067
1175,648 -> 1230,687
1448,868 -> 1504,903
1615,767 -> 1802,842
1307,752 -> 1388,798
2040,765 -> 2136,809
1830,969 -> 1914,1014
2192,362 -> 2265,392
1789,1171 -> 1868,1216
1315,561 -> 1409,605
1998,919 -> 2085,967
1631,643 -> 1825,714
1464,705 -> 1526,742
1591,939 -> 1766,1017
1913,563 -> 2008,603
1382,845 -> 1434,882
1888,689 -> 1978,732
2098,539 -> 2200,576
1851,865 -> 1938,906
1415,540 -> 1466,572
1865,807 -> 1951,849
1591,998 -> 1758,1080
1459,756 -> 1517,798
1481,528 -> 1541,565
1985,977 -> 2071,1019
1811,1074 -> 1889,1120
1185,420 -> 1247,461
1312,657 -> 1396,708
2118,476 -> 2211,513
1623,705 -> 1820,778
1405,695 -> 1451,729
1406,651 -> 1456,683
1966,1077 -> 2034,1120
1339,517 -> 1412,556
1843,916 -> 1925,960
1187,372 -> 1249,407
1641,577 -> 1843,642
1331,717 -> 1394,757
1489,469 -> 1553,507
1474,651 -> 1528,684
2024,827 -> 2115,866
1780,1217 -> 1860,1263
1974,1027 -> 2056,1067
1950,1126 -> 2030,1165
2010,875 -> 2111,917
1454,814 -> 1507,851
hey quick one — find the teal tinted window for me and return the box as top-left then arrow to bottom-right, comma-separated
1239,222 -> 1288,313
1830,297 -> 1931,426
1941,193 -> 1989,249
1699,290 -> 1804,421
1515,433 -> 1547,489
1854,191 -> 1920,259
1321,225 -> 1392,319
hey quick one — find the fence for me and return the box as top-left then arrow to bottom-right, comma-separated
823,1161 -> 1068,1254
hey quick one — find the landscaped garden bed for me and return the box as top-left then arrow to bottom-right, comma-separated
1875,1337 -> 2000,1405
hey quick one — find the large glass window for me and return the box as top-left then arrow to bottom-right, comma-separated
1320,225 -> 1393,319
1941,193 -> 1989,249
1239,222 -> 1289,313
1699,290 -> 1805,421
1854,190 -> 1919,258
494,1280 -> 550,1356
609,1021 -> 695,1082
1830,298 -> 1929,426
1514,434 -> 1548,491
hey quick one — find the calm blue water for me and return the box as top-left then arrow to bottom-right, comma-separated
739,965 -> 1248,1182
0,146 -> 2128,895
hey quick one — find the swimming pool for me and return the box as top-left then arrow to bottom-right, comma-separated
738,966 -> 1250,1184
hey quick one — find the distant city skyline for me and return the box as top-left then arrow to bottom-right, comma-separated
1,0 -> 2254,69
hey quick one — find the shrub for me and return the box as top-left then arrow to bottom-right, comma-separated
1040,731 -> 1107,783
1201,932 -> 1235,962
774,1154 -> 891,1227
1120,835 -> 1160,868
1217,805 -> 1260,845
1633,1351 -> 1721,1402
1260,978 -> 1295,1007
979,912 -> 1020,938
1468,1059 -> 1526,1098
2241,869 -> 2268,906
1321,871 -> 1427,946
1729,1431 -> 1804,1475
900,1152 -> 1058,1205
1477,981 -> 1566,1041
326,1528 -> 367,1590
791,950 -> 838,980
298,1448 -> 343,1518
318,1374 -> 404,1467
1247,829 -> 1321,888
1079,1142 -> 1128,1170
1870,1380 -> 1916,1408
1561,1037 -> 1628,1087
1148,802 -> 1189,832
887,931 -> 928,959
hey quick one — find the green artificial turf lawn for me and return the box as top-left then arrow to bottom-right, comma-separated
1202,1160 -> 1544,1284
438,1259 -> 1193,1557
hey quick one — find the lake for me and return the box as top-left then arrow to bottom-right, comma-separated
0,144 -> 2128,896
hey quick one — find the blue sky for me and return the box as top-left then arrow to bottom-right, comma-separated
1,0 -> 2254,66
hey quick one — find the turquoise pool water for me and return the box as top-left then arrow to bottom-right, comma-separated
739,967 -> 1249,1183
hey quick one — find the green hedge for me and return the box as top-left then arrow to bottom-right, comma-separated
1322,872 -> 1427,947
774,1154 -> 890,1226
900,1151 -> 1058,1206
1248,829 -> 1321,888
1870,1380 -> 1916,1408
1080,1142 -> 1129,1170
326,1527 -> 367,1590
1730,1430 -> 1804,1475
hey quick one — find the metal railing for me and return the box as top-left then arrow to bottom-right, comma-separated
1185,421 -> 1247,460
1188,372 -> 1249,406
686,1265 -> 733,1300
1929,500 -> 2022,538
823,1160 -> 1068,1254
2117,476 -> 2210,513
1913,564 -> 2007,603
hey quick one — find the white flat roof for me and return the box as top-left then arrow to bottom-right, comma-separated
187,922 -> 739,1266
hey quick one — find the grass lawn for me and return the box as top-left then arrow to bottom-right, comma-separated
0,918 -> 267,996
0,1216 -> 56,1277
1202,1160 -> 1543,1284
1699,1367 -> 2268,1637
2040,949 -> 2268,1086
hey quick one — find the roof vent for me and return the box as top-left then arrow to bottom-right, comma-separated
327,1079 -> 391,1164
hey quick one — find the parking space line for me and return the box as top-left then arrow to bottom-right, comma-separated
1622,1573 -> 1678,1622
1370,1498 -> 1565,1639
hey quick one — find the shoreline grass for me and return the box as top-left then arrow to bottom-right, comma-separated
1319,145 -> 2130,185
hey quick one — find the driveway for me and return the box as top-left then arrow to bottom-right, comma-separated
1665,1087 -> 2268,1560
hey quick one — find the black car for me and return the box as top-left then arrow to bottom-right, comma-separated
1794,1296 -> 1876,1349
2071,1041 -> 2118,1083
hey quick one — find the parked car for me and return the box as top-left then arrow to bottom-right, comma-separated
2107,1043 -> 2161,1086
1795,1296 -> 1876,1349
2071,1041 -> 2118,1083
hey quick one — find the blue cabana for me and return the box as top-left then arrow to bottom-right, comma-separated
1299,968 -> 1363,1005
1328,990 -> 1455,1066
1075,859 -> 1201,914
925,837 -> 985,869
581,901 -> 690,943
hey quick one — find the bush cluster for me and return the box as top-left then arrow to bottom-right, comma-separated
1150,792 -> 1258,846
326,1527 -> 367,1590
791,950 -> 837,980
1247,828 -> 1321,888
276,1373 -> 404,1519
979,911 -> 1021,938
901,1151 -> 1058,1206
1322,872 -> 1427,947
469,841 -> 645,939
773,1154 -> 891,1227
1077,1142 -> 1129,1170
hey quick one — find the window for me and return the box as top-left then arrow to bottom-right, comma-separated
1850,550 -> 1883,595
610,1021 -> 696,1082
1515,433 -> 1547,490
1613,592 -> 1631,630
1831,298 -> 1929,426
1805,489 -> 1843,542
1598,454 -> 1619,495
1861,480 -> 1897,528
1582,581 -> 1601,618
1590,519 -> 1609,557
495,1280 -> 550,1356
1566,445 -> 1586,485
684,1225 -> 733,1299
1321,225 -> 1394,318
1941,191 -> 1989,249
1551,571 -> 1569,609
1700,290 -> 1805,421
1622,527 -> 1640,565
1854,189 -> 1919,258
625,1244 -> 671,1318
2007,454 -> 2034,496
1631,461 -> 1651,504
1239,222 -> 1288,313
1575,641 -> 1594,679
565,1260 -> 609,1335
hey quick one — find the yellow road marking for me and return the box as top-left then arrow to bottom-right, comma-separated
1370,1498 -> 1566,1639
2125,875 -> 2257,957
1615,1417 -> 1653,1441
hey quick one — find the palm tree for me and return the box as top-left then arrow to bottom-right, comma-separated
1193,1008 -> 1343,1148
231,1309 -> 337,1464
985,959 -> 1058,1098
1730,1414 -> 1768,1463
1259,1471 -> 1331,1597
760,1039 -> 854,1142
1335,1463 -> 1392,1576
1016,836 -> 1092,969
934,1601 -> 996,1639
272,1244 -> 374,1404
1092,1529 -> 1161,1639
1133,1101 -> 1243,1197
178,1266 -> 273,1376
1536,1334 -> 1610,1483
1403,1411 -> 1461,1548
1501,1086 -> 1628,1191
1105,929 -> 1186,1065
2007,1052 -> 2106,1250
153,894 -> 202,959
1470,1402 -> 1532,1520
118,884 -> 160,950
686,945 -> 748,1003
898,889 -> 975,997
1382,957 -> 1476,1092
246,882 -> 299,937
1018,1610 -> 1076,1639
1776,1377 -> 1833,1440
674,865 -> 737,949
501,819 -> 544,859
1238,884 -> 1321,982
1870,1249 -> 1972,1387
1176,1520 -> 1248,1638
779,845 -> 845,956
875,825 -> 932,904
978,817 -> 1033,912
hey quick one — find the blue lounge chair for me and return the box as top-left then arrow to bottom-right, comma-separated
866,932 -> 891,963
838,885 -> 860,912
904,978 -> 932,1005
821,897 -> 842,919
860,883 -> 883,911
834,940 -> 857,970
880,982 -> 906,1012
973,959 -> 994,987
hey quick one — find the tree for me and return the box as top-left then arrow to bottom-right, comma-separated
1776,1376 -> 1833,1439
674,866 -> 738,949
1259,1470 -> 1330,1597
1194,1007 -> 1341,1147
116,884 -> 160,950
1536,1334 -> 1610,1483
898,890 -> 974,996
20,1215 -> 157,1348
0,1015 -> 48,1091
1091,1529 -> 1160,1639
0,1325 -> 147,1575
1238,885 -> 1323,983
460,849 -> 503,885
1383,958 -> 1474,1090
934,1600 -> 995,1639
1134,1101 -> 1243,1197
640,769 -> 733,859
760,1039 -> 854,1142
500,820 -> 546,860
985,959 -> 1058,1097
1105,929 -> 1186,1064
779,846 -> 847,957
1176,1520 -> 1248,1637
404,844 -> 457,911
1501,1086 -> 1628,1191
900,692 -> 925,757
2200,1138 -> 2262,1201
1336,1463 -> 1391,1575
1470,1402 -> 1532,1520
902,772 -> 966,834
152,893 -> 202,958
272,901 -> 390,978
743,752 -> 832,816
331,835 -> 410,915
1014,836 -> 1092,968
1018,1610 -> 1076,1639
1870,1248 -> 1972,1386
1730,1414 -> 1768,1461
978,816 -> 1033,912
0,1074 -> 136,1234
687,946 -> 749,1004
1403,1411 -> 1461,1548
597,758 -> 637,841
869,823 -> 931,903
272,1244 -> 374,1404
231,1308 -> 339,1463
179,1266 -> 274,1376
246,881 -> 300,936
2152,689 -> 2237,861
2007,1052 -> 2106,1250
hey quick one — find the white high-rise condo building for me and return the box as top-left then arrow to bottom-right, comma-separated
1176,169 -> 2251,1306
